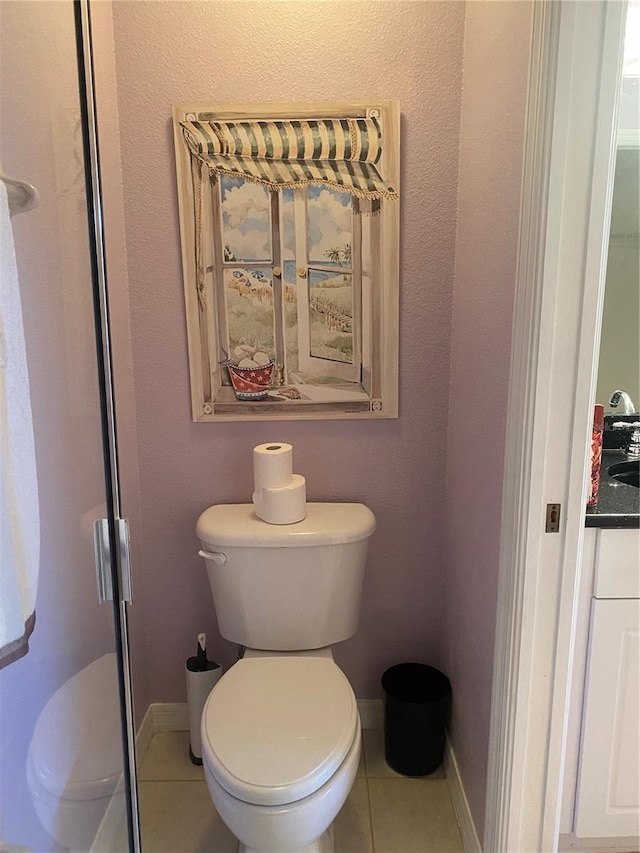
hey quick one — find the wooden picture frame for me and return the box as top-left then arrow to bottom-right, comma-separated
173,101 -> 400,422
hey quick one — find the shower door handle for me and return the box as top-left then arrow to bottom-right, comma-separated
93,518 -> 132,603
94,518 -> 113,602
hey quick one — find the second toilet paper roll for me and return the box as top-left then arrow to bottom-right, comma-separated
253,442 -> 294,490
254,474 -> 307,524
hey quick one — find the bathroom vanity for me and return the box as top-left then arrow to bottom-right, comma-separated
560,451 -> 639,847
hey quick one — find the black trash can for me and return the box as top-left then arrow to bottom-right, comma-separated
381,663 -> 451,776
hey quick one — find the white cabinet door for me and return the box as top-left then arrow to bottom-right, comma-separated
593,529 -> 640,599
575,598 -> 640,837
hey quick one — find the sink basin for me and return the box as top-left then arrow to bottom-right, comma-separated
607,460 -> 640,488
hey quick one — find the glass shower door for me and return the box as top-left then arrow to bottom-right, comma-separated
0,1 -> 138,850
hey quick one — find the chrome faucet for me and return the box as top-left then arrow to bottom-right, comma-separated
609,389 -> 636,415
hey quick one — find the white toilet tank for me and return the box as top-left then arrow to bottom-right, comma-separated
196,503 -> 376,650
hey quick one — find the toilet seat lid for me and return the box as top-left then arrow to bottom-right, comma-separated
201,656 -> 358,806
28,654 -> 123,801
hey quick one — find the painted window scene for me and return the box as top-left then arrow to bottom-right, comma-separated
174,103 -> 400,420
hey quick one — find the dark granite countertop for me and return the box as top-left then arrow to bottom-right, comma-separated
585,449 -> 640,528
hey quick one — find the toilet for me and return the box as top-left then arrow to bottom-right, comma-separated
196,502 -> 376,853
26,653 -> 125,851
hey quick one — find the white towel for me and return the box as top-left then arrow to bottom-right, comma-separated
0,181 -> 40,668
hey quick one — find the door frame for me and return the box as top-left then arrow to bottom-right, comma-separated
76,1 -> 141,849
484,1 -> 627,851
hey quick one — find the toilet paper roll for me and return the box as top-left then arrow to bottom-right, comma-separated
253,474 -> 307,525
253,442 -> 294,490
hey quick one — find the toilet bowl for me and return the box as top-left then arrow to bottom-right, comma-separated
201,651 -> 361,853
26,653 -> 124,851
197,501 -> 376,852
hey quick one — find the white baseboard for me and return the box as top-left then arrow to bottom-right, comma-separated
357,699 -> 383,729
149,702 -> 190,731
135,703 -> 189,766
444,740 -> 482,853
558,833 -> 640,852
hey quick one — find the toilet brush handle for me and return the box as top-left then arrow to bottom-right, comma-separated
197,633 -> 207,670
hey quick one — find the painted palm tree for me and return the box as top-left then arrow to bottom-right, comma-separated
324,243 -> 351,266
323,243 -> 352,283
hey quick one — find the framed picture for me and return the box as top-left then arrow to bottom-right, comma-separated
173,101 -> 400,421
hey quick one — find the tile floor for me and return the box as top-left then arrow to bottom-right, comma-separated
136,728 -> 464,852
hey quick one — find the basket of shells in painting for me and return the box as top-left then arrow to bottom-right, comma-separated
226,345 -> 274,401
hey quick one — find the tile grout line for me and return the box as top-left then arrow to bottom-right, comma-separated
365,774 -> 377,853
362,729 -> 378,853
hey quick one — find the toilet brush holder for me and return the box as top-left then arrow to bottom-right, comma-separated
185,658 -> 222,765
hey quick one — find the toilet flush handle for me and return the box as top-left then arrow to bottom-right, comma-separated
198,549 -> 227,565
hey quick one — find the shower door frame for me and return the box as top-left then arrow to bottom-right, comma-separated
75,0 -> 141,849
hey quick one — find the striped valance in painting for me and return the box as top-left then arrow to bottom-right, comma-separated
180,117 -> 397,200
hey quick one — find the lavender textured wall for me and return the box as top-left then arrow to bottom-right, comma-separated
444,1 -> 533,836
109,1 -> 465,701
